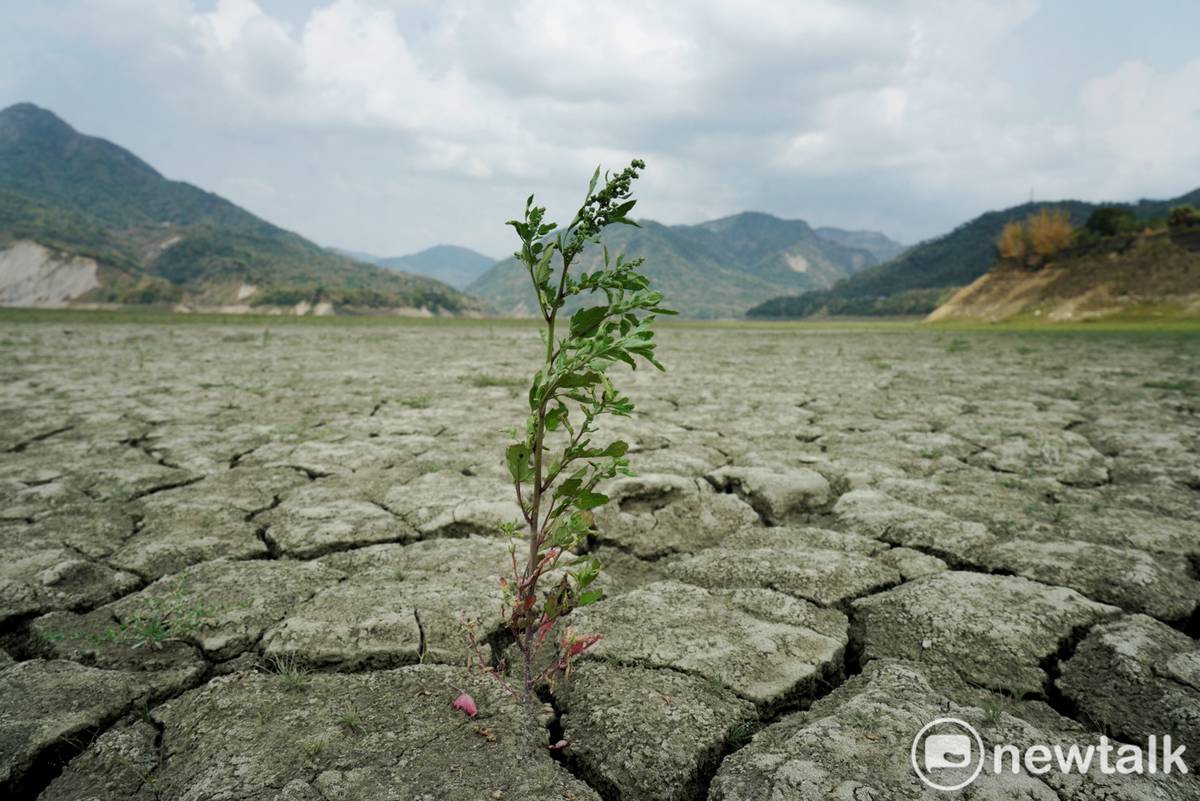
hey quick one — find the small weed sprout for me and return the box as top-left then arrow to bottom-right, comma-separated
945,338 -> 970,353
266,653 -> 311,690
490,160 -> 673,706
300,735 -> 330,760
471,374 -> 525,389
90,588 -> 214,650
728,720 -> 762,748
336,710 -> 366,735
982,695 -> 1007,725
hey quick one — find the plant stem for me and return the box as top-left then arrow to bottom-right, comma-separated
520,264 -> 564,706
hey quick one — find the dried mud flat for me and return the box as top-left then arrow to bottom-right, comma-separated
1,320 -> 1198,800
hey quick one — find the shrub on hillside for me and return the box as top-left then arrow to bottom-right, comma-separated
92,276 -> 184,305
996,209 -> 1074,263
1085,206 -> 1138,238
1026,208 -> 1074,256
996,221 -> 1027,259
1168,205 -> 1200,229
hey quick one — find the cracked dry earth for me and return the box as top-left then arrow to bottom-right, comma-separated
1,320 -> 1198,801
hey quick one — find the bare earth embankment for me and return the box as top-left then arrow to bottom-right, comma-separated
1,317 -> 1198,800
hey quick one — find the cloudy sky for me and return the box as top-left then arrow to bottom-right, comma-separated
3,1 -> 1199,258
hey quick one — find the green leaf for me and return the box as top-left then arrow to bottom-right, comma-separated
505,443 -> 532,484
577,588 -> 604,608
569,306 -> 608,337
601,440 -> 628,458
575,491 -> 608,511
611,199 -> 636,218
545,404 -> 566,431
559,370 -> 602,389
554,477 -> 582,499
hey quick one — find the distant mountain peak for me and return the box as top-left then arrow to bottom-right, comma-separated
1,101 -> 63,120
0,100 -> 165,193
371,244 -> 497,290
0,103 -> 478,313
0,102 -> 77,142
468,211 -> 886,318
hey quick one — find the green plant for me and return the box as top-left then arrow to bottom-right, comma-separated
488,160 -> 672,706
945,338 -> 970,353
300,735 -> 330,760
397,395 -> 432,408
267,653 -> 311,690
728,720 -> 762,747
470,374 -> 525,389
981,695 -> 1007,725
839,709 -> 877,731
863,354 -> 890,370
1084,206 -> 1138,238
1168,205 -> 1200,229
336,711 -> 366,735
91,588 -> 214,649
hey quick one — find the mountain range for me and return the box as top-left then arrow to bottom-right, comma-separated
16,100 -> 1187,322
748,188 -> 1200,318
468,212 -> 904,319
0,103 -> 477,313
337,244 -> 497,290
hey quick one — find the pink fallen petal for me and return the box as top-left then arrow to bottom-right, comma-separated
548,739 -> 570,751
452,693 -> 478,717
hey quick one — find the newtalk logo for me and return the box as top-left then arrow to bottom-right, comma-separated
911,718 -> 1189,792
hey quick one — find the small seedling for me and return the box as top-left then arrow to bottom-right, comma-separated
840,709 -> 877,732
336,712 -> 366,735
267,653 -> 311,690
981,695 -> 1009,725
863,354 -> 890,370
300,736 -> 329,760
728,720 -> 762,748
471,374 -> 525,389
488,160 -> 672,707
89,588 -> 214,650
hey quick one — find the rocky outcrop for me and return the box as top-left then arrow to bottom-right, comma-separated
0,241 -> 99,307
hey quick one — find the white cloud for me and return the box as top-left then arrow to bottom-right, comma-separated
1080,59 -> 1200,197
6,0 -> 1199,255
